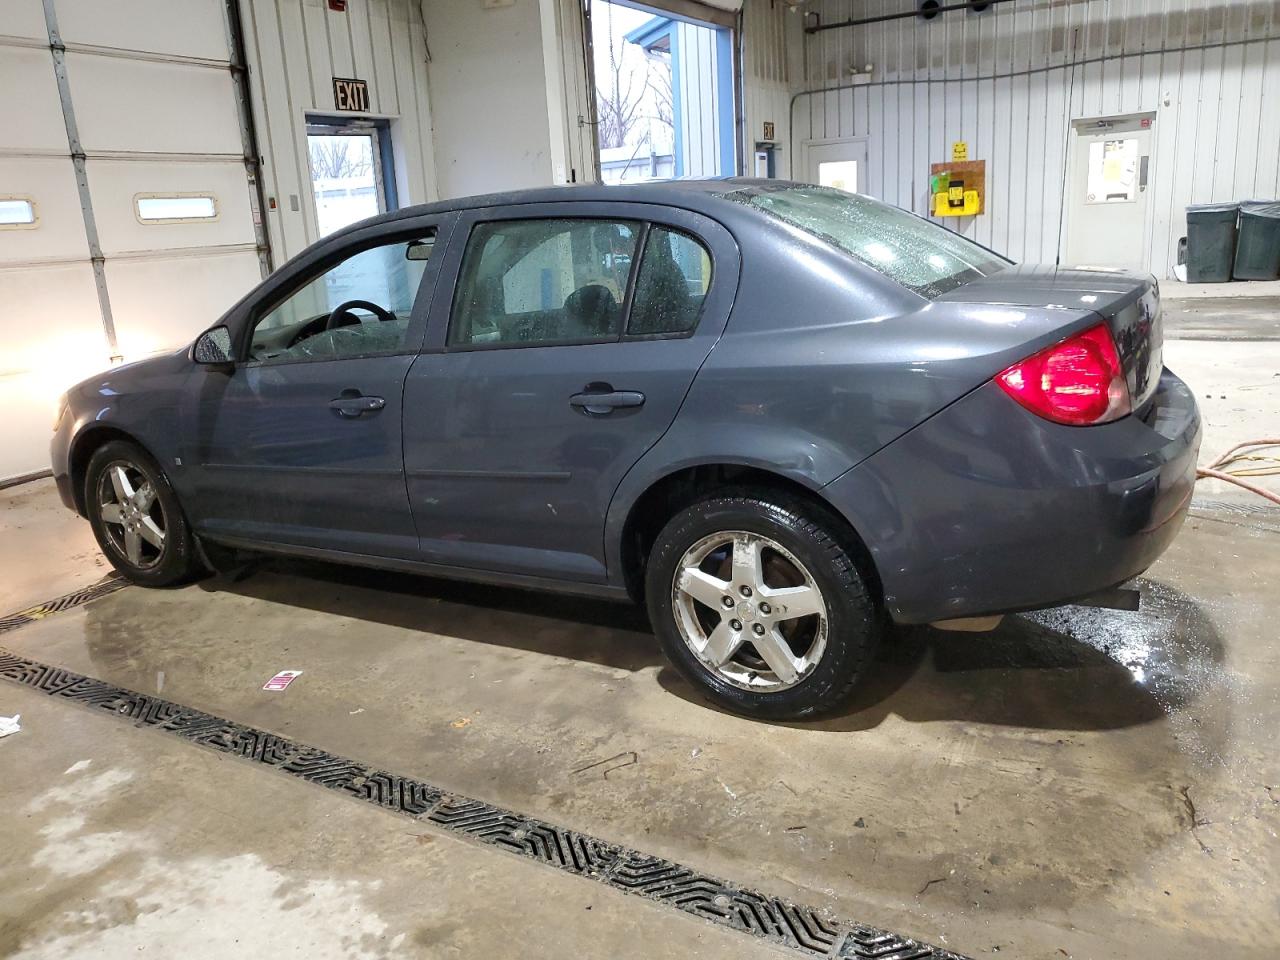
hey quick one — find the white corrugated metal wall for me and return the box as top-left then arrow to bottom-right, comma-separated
794,0 -> 1280,276
741,0 -> 801,176
241,0 -> 438,261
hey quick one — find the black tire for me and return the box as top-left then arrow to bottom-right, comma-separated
645,491 -> 880,720
84,440 -> 201,587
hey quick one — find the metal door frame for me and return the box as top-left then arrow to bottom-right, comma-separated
305,116 -> 398,229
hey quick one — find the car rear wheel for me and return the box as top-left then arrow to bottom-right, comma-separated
85,440 -> 200,587
646,492 -> 880,720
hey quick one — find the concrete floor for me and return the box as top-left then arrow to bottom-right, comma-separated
1,309 -> 1278,959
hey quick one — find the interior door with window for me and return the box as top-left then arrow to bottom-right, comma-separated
186,215 -> 455,558
1064,115 -> 1153,271
402,204 -> 739,583
804,138 -> 869,195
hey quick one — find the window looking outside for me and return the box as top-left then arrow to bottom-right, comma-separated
249,234 -> 434,362
135,195 -> 217,222
0,198 -> 37,226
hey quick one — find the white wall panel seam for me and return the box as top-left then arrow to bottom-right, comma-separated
405,0 -> 435,201
362,0 -> 381,113
92,243 -> 261,263
298,0 -> 322,108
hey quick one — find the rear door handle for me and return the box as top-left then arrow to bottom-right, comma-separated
329,394 -> 386,418
569,389 -> 646,415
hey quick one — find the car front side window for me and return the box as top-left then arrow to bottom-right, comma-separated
248,232 -> 435,363
448,218 -> 640,348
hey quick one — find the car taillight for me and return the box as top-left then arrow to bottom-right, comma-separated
995,322 -> 1131,426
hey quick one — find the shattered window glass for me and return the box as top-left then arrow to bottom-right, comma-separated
729,185 -> 1008,299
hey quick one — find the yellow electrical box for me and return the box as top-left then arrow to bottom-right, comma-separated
934,189 -> 981,217
929,159 -> 986,217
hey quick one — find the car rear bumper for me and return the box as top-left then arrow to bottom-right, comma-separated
823,369 -> 1201,625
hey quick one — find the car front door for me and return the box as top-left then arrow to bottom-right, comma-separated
403,203 -> 739,583
184,213 -> 456,558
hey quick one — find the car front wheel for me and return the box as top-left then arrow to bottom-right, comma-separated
85,440 -> 200,587
645,492 -> 880,720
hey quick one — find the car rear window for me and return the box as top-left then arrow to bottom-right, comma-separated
727,185 -> 1009,299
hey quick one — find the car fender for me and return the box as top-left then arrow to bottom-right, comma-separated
601,423 -> 842,587
57,353 -> 192,509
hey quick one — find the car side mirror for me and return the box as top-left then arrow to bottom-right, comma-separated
406,238 -> 434,261
193,326 -> 234,367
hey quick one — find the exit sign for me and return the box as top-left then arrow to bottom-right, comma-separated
332,77 -> 370,113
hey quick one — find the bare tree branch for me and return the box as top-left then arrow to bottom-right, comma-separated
308,138 -> 372,180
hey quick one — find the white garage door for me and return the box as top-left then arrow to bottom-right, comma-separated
1,0 -> 265,483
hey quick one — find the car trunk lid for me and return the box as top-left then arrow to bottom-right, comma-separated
938,264 -> 1164,410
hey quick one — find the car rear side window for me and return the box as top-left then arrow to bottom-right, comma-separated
449,219 -> 640,348
731,185 -> 1008,299
627,227 -> 712,337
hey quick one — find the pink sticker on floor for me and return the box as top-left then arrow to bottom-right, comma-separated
262,670 -> 302,692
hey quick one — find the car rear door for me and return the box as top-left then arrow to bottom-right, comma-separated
402,201 -> 739,583
184,212 -> 457,558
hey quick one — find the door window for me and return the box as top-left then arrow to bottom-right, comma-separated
627,227 -> 712,336
817,160 -> 858,193
1085,138 -> 1139,204
449,219 -> 641,347
307,120 -> 390,237
248,233 -> 435,362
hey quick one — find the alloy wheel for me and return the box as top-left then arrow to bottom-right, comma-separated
671,530 -> 828,692
96,460 -> 167,569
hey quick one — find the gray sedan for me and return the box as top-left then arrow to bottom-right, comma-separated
50,180 -> 1200,719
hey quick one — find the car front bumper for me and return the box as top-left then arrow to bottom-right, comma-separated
50,408 -> 78,513
823,369 -> 1202,625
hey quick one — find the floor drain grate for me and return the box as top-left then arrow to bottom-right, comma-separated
0,589 -> 969,960
0,574 -> 127,635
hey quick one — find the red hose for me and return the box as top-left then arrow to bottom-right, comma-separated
1195,466 -> 1280,505
1195,438 -> 1280,505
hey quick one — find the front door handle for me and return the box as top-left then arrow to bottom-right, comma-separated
569,389 -> 646,416
329,394 -> 386,418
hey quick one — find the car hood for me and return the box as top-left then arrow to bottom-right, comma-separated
938,264 -> 1154,314
71,347 -> 190,396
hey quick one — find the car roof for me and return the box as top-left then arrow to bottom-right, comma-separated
359,177 -> 778,228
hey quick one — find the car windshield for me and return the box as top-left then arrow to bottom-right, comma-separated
728,185 -> 1009,299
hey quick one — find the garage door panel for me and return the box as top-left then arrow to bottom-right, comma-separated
53,0 -> 230,62
4,0 -> 49,41
66,55 -> 241,155
0,263 -> 110,478
88,160 -> 256,255
1,372 -> 74,478
106,253 -> 262,359
0,159 -> 89,263
0,264 -> 105,369
0,47 -> 70,153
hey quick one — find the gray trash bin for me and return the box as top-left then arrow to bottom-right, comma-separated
1185,202 -> 1239,282
1233,200 -> 1280,280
